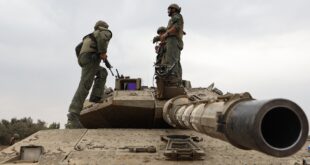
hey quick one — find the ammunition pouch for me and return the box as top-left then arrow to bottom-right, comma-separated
177,39 -> 183,50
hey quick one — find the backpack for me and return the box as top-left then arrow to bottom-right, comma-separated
75,33 -> 97,58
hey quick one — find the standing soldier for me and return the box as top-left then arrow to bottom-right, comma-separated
66,20 -> 113,129
153,26 -> 167,65
160,3 -> 184,86
9,133 -> 20,145
153,26 -> 167,98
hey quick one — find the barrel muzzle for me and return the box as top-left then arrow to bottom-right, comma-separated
225,99 -> 308,157
163,96 -> 308,157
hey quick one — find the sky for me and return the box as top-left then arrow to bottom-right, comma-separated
0,0 -> 309,127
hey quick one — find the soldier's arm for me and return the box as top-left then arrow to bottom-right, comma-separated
161,27 -> 177,41
166,26 -> 178,36
95,30 -> 112,54
161,15 -> 181,40
170,15 -> 182,31
153,36 -> 161,43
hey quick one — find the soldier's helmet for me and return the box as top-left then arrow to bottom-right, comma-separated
13,133 -> 20,139
157,26 -> 167,34
168,3 -> 181,12
94,20 -> 109,30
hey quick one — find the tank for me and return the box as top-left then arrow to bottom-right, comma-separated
0,77 -> 308,164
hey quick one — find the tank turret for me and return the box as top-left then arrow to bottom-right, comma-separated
79,77 -> 308,157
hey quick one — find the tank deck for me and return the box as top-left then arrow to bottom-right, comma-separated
0,129 -> 308,164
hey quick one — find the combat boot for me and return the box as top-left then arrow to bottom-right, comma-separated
65,112 -> 84,129
89,96 -> 103,103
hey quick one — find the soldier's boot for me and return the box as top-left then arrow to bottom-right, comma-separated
65,112 -> 84,129
89,96 -> 103,103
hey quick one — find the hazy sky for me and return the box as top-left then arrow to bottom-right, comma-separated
0,0 -> 309,127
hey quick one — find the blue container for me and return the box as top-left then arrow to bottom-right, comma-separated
127,83 -> 136,90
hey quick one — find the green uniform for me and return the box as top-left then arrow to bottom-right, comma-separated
68,27 -> 112,115
162,13 -> 184,83
155,42 -> 166,65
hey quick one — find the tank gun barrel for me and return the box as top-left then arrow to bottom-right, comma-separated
162,93 -> 308,157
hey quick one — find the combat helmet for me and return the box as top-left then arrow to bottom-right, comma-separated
168,3 -> 181,12
157,26 -> 167,34
13,133 -> 20,139
94,20 -> 109,30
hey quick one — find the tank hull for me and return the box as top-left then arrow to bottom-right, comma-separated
1,129 -> 308,164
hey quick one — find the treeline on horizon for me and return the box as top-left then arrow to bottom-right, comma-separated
0,117 -> 60,145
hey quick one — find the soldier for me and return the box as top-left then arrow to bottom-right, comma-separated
160,3 -> 184,86
9,133 -> 20,145
153,26 -> 167,65
66,20 -> 113,129
153,26 -> 167,99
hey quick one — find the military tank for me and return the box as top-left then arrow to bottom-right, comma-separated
0,76 -> 308,164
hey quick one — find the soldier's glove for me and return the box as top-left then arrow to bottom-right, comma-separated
153,36 -> 160,43
100,53 -> 107,60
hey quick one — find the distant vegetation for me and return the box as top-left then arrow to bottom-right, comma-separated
0,117 -> 60,145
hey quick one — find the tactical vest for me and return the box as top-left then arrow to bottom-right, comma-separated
79,27 -> 112,55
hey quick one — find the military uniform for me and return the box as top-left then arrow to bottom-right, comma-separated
67,21 -> 112,128
162,9 -> 184,84
153,27 -> 167,99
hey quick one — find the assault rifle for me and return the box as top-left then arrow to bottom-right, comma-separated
103,59 -> 114,76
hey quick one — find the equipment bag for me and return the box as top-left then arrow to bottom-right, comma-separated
75,33 -> 97,58
75,42 -> 83,57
